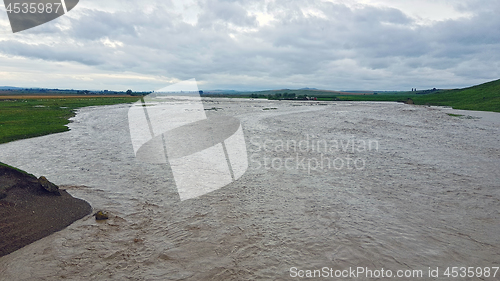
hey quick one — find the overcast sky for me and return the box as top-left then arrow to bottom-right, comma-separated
0,0 -> 498,91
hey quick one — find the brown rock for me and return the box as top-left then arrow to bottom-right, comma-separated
38,176 -> 60,195
94,210 -> 109,220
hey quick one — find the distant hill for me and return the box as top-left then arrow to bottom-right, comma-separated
242,88 -> 375,97
202,90 -> 242,94
413,79 -> 500,112
0,86 -> 23,90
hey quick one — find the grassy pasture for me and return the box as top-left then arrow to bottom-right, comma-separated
0,96 -> 140,144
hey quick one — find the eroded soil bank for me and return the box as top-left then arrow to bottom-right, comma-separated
0,165 -> 92,257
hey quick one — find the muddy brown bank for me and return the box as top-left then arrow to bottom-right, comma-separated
0,164 -> 92,257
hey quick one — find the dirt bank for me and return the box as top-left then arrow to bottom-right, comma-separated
0,164 -> 92,257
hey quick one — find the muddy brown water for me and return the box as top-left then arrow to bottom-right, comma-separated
0,100 -> 498,280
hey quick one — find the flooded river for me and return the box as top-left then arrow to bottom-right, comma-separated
0,99 -> 498,280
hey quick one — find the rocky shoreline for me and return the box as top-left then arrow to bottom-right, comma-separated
0,163 -> 92,257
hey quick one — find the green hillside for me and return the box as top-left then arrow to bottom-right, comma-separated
330,79 -> 499,112
223,79 -> 499,112
412,79 -> 500,112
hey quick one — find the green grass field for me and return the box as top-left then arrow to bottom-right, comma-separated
0,96 -> 140,145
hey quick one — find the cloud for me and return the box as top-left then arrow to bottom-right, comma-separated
197,0 -> 258,27
0,0 -> 498,90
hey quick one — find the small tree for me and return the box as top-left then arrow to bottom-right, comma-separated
126,89 -> 133,95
